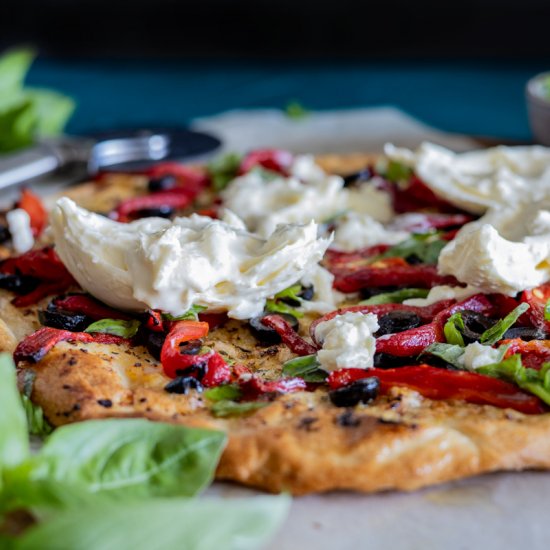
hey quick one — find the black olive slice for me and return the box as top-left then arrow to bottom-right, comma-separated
373,352 -> 418,369
179,340 -> 203,355
502,326 -> 546,341
38,309 -> 92,332
342,167 -> 373,187
329,377 -> 380,407
298,285 -> 314,301
148,174 -> 178,193
135,205 -> 175,219
0,273 -> 39,294
375,311 -> 422,337
145,331 -> 167,360
0,225 -> 10,244
164,376 -> 203,394
249,313 -> 299,345
459,310 -> 495,343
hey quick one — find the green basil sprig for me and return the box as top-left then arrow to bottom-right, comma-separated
207,153 -> 242,191
378,232 -> 447,265
443,312 -> 466,346
210,400 -> 269,418
265,284 -> 306,318
162,305 -> 207,321
359,288 -> 429,305
282,355 -> 326,383
479,303 -> 529,345
85,318 -> 141,338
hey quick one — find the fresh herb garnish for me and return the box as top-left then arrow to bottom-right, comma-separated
204,384 -> 242,402
85,318 -> 141,338
479,303 -> 529,345
359,288 -> 429,305
282,355 -> 326,383
383,160 -> 412,183
378,232 -> 447,265
544,299 -> 550,321
0,48 -> 75,152
285,101 -> 309,120
478,354 -> 550,406
422,342 -> 466,368
207,153 -> 242,192
210,400 -> 269,418
162,305 -> 207,321
444,312 -> 466,346
21,394 -> 53,437
265,284 -> 305,318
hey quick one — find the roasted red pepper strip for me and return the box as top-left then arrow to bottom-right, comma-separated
502,339 -> 550,370
112,192 -> 194,222
53,294 -> 132,321
201,351 -> 231,387
309,300 -> 454,345
160,320 -> 210,378
521,284 -> 550,331
0,247 -> 76,307
198,312 -> 228,330
327,365 -> 545,415
333,264 -> 457,293
324,244 -> 390,269
376,294 -> 494,357
261,314 -> 317,356
239,376 -> 307,401
145,310 -> 165,332
14,327 -> 129,363
18,189 -> 47,237
145,162 -> 209,195
239,149 -> 293,176
392,176 -> 463,214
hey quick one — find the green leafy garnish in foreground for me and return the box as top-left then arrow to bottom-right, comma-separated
444,312 -> 466,346
282,355 -> 326,383
378,232 -> 447,265
0,354 -> 29,472
162,305 -> 207,321
360,288 -> 429,305
478,355 -> 550,406
28,419 -> 226,499
15,495 -> 290,550
85,318 -> 141,338
207,153 -> 242,191
211,400 -> 269,418
479,303 -> 529,345
0,48 -> 75,152
20,395 -> 53,437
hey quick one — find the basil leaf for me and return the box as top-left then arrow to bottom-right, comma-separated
0,48 -> 34,94
85,318 -> 140,338
29,419 -> 226,498
379,232 -> 446,265
422,343 -> 465,368
360,288 -> 429,305
545,299 -> 550,322
444,312 -> 466,346
204,384 -> 242,402
282,355 -> 326,383
0,99 -> 36,151
285,101 -> 309,120
16,495 -> 290,550
24,88 -> 75,136
265,298 -> 304,318
478,354 -> 550,406
207,153 -> 242,191
480,303 -> 529,345
0,353 -> 29,472
162,305 -> 207,321
20,394 -> 53,437
211,400 -> 269,418
384,160 -> 413,183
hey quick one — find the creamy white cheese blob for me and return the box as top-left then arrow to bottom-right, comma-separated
438,198 -> 550,295
459,342 -> 503,371
7,208 -> 34,254
221,155 -> 394,237
315,312 -> 379,372
331,212 -> 409,252
403,284 -> 481,307
385,142 -> 550,214
51,198 -> 331,320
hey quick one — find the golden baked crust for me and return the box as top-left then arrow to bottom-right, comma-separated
5,153 -> 550,496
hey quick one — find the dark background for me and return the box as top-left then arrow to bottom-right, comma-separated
2,0 -> 550,59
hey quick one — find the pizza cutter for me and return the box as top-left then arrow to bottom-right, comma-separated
0,128 -> 221,192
